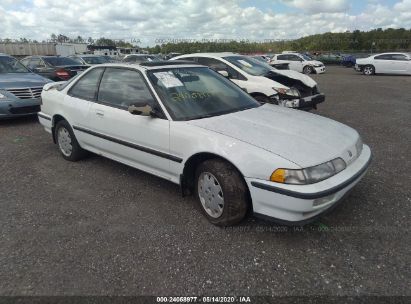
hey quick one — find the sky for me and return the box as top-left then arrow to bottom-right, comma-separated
0,0 -> 410,46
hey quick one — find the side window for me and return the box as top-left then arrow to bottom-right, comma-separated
289,55 -> 301,61
374,54 -> 391,60
391,54 -> 407,61
69,68 -> 104,100
97,68 -> 155,108
28,58 -> 41,69
197,57 -> 245,80
277,55 -> 287,60
20,58 -> 30,67
71,57 -> 83,64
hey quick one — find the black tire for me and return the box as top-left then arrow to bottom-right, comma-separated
253,95 -> 278,105
303,65 -> 314,74
195,159 -> 249,226
55,120 -> 87,161
362,65 -> 375,76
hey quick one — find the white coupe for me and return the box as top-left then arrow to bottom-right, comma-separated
38,61 -> 371,226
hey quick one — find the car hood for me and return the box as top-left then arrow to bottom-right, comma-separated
269,69 -> 317,87
307,60 -> 324,66
0,73 -> 51,89
187,104 -> 359,168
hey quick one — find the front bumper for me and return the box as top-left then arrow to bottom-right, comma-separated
314,66 -> 326,74
279,93 -> 325,110
0,98 -> 41,119
247,144 -> 372,225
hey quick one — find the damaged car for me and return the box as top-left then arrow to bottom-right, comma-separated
172,53 -> 324,110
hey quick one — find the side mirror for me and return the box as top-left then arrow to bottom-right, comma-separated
217,70 -> 229,78
128,104 -> 153,116
128,104 -> 162,118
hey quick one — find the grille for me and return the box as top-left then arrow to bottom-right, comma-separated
6,87 -> 43,99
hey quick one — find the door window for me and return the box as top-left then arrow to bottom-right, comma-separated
28,58 -> 41,69
97,68 -> 156,108
391,54 -> 408,61
288,55 -> 302,61
68,68 -> 104,100
276,55 -> 288,60
374,54 -> 393,60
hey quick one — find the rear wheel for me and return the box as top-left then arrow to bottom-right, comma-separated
195,159 -> 249,226
363,65 -> 375,76
55,120 -> 87,161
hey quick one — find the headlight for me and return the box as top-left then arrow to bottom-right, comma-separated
273,87 -> 300,97
355,136 -> 363,156
313,64 -> 323,67
270,158 -> 346,185
273,87 -> 287,95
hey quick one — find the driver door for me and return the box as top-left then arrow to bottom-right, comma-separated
287,54 -> 304,73
88,67 -> 174,180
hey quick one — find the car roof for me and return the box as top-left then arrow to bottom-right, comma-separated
373,52 -> 409,56
125,54 -> 154,57
78,54 -> 104,57
88,61 -> 204,71
176,52 -> 238,58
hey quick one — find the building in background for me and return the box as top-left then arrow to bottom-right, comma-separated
0,42 -> 88,58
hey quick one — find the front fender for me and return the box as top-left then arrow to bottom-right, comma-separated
170,122 -> 300,182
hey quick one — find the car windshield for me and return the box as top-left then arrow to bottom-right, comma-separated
301,54 -> 312,61
82,56 -> 108,64
0,56 -> 30,73
223,56 -> 272,76
147,67 -> 260,121
43,57 -> 80,66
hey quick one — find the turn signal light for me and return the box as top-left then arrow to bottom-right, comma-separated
270,169 -> 286,183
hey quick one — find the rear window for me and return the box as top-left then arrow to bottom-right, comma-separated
43,57 -> 80,66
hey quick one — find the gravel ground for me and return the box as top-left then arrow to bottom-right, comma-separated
0,66 -> 410,297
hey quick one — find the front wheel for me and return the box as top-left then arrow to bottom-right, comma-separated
303,65 -> 314,74
195,159 -> 249,226
363,65 -> 375,76
55,120 -> 87,161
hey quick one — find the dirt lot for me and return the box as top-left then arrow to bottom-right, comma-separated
0,66 -> 410,297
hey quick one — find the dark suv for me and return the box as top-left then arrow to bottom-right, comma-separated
20,56 -> 89,81
0,54 -> 52,119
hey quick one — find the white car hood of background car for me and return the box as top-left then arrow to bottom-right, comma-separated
187,104 -> 359,168
308,60 -> 324,66
270,69 -> 317,88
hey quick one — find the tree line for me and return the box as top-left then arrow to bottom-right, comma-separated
1,28 -> 410,54
147,28 -> 411,54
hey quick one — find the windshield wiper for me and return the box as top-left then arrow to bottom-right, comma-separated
192,113 -> 216,120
